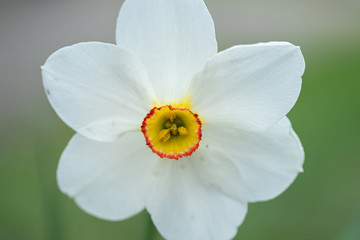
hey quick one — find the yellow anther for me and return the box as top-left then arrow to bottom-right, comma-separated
178,126 -> 188,136
159,129 -> 171,143
170,124 -> 178,135
165,111 -> 176,122
164,121 -> 172,129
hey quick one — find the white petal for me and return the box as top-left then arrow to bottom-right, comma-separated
190,42 -> 305,132
57,132 -> 158,220
147,152 -> 247,240
42,42 -> 154,141
204,117 -> 304,202
116,0 -> 217,103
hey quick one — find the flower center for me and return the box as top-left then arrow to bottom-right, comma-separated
141,105 -> 202,160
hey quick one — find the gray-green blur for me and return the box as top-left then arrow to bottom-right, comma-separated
1,0 -> 359,239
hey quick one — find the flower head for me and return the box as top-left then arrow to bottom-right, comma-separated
42,0 -> 305,239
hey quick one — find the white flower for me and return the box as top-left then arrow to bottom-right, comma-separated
41,0 -> 305,239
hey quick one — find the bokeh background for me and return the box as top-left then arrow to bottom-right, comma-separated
1,0 -> 359,239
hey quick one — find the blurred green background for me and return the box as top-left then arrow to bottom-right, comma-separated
1,0 -> 359,239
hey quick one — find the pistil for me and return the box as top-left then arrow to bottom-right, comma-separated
170,124 -> 178,135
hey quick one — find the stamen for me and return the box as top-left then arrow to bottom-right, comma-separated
164,121 -> 172,129
178,126 -> 188,136
159,129 -> 171,143
165,111 -> 176,122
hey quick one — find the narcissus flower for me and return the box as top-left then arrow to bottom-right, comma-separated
42,0 -> 305,239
